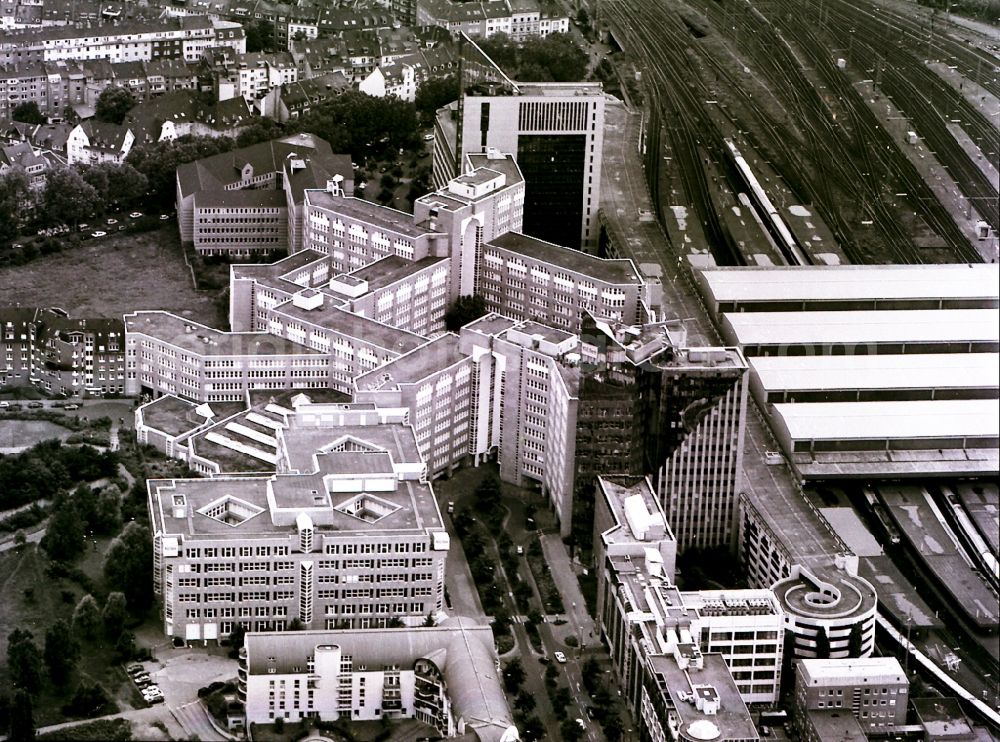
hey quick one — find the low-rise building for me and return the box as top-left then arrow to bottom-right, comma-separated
147,402 -> 449,641
794,657 -> 908,739
240,620 -> 519,741
175,133 -> 352,256
65,119 -> 134,165
415,0 -> 567,40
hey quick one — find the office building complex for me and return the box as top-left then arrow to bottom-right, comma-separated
239,620 -> 519,741
479,232 -> 649,332
1,307 -> 125,396
147,402 -> 449,641
794,657 -> 908,740
594,477 -> 784,707
592,476 -> 769,740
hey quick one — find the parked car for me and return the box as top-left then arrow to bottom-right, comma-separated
516,545 -> 524,555
125,663 -> 144,674
575,718 -> 586,731
106,218 -> 118,226
133,674 -> 152,686
423,134 -> 435,141
78,223 -> 89,231
159,214 -> 170,220
63,403 -> 80,410
0,401 -> 9,409
142,686 -> 162,697
129,212 -> 143,219
554,651 -> 567,663
91,231 -> 107,238
447,502 -> 455,514
27,401 -> 44,408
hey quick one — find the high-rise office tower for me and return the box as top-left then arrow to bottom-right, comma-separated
576,315 -> 749,552
436,35 -> 605,251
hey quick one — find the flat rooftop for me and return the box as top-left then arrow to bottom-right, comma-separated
723,309 -> 1000,348
125,312 -> 321,357
750,353 -> 1000,392
354,334 -> 465,392
461,312 -> 519,337
280,416 -> 425,474
773,399 -> 999,442
271,301 -> 426,354
231,250 -> 329,292
347,255 -> 446,292
648,653 -> 756,741
798,656 -> 905,682
488,232 -> 644,285
699,264 -> 1000,305
140,395 -> 246,438
509,320 -> 577,345
465,152 -> 523,187
305,191 -> 436,239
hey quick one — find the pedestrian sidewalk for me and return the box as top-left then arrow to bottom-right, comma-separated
540,534 -> 596,639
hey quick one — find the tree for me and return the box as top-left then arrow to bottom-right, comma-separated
103,522 -> 154,613
0,693 -> 9,735
11,102 -> 45,125
126,135 -> 236,209
114,631 -> 137,663
102,592 -> 128,638
519,34 -> 588,82
13,531 -> 26,549
245,19 -> 276,53
95,86 -> 136,125
415,75 -> 459,122
7,630 -> 42,693
560,718 -> 584,742
474,471 -> 502,513
287,618 -> 305,631
444,294 -> 488,332
91,487 -> 123,536
62,681 -> 114,719
0,170 -> 30,247
44,619 -> 80,686
236,118 -> 285,148
514,689 -> 536,713
41,493 -> 85,562
7,690 -> 33,742
814,626 -> 830,659
41,167 -> 98,226
72,594 -> 102,640
503,658 -> 525,692
848,623 -> 864,657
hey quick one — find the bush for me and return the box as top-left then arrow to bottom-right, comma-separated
198,681 -> 226,698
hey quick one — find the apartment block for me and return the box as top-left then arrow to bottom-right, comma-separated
66,119 -> 134,165
0,16 -> 245,66
239,621 -> 517,741
794,657 -> 908,739
176,133 -> 352,256
577,315 -> 748,552
479,231 -> 648,333
1,307 -> 125,396
416,0 -> 568,41
147,403 -> 449,641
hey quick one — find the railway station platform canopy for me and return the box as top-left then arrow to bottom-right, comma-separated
693,263 -> 1000,480
696,264 -> 999,317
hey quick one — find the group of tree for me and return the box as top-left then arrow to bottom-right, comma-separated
126,134 -> 237,210
11,101 -> 46,125
474,33 -> 588,82
444,294 -> 488,332
295,90 -> 420,161
41,482 -> 123,562
0,440 -> 118,512
0,690 -> 34,742
94,86 -> 136,126
414,74 -> 459,124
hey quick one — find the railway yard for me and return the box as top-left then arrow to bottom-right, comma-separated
594,0 -> 1000,727
603,0 -> 999,267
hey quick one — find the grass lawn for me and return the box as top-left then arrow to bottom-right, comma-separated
0,226 -> 219,324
